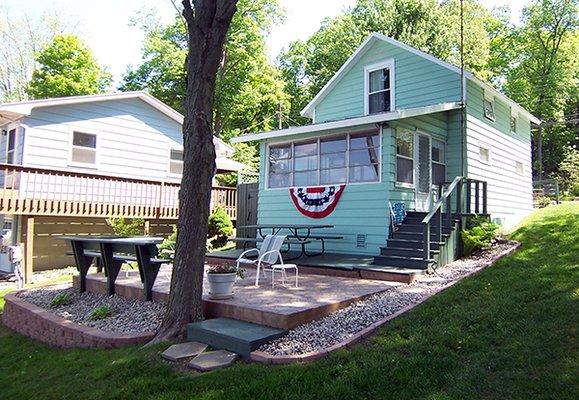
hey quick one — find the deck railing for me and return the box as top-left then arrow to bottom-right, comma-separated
0,163 -> 236,220
422,177 -> 488,260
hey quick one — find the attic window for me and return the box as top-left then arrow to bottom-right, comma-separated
510,112 -> 518,133
483,93 -> 495,121
71,131 -> 97,165
365,60 -> 394,115
169,149 -> 184,175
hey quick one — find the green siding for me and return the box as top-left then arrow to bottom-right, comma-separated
314,40 -> 461,123
257,112 -> 450,255
466,80 -> 531,142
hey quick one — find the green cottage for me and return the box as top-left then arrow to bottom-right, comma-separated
232,33 -> 539,260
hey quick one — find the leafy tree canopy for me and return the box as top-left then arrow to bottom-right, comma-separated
27,34 -> 112,99
121,0 -> 289,142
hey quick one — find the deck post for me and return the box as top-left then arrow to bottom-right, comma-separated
465,180 -> 471,214
482,181 -> 488,214
423,223 -> 430,261
456,179 -> 462,215
446,195 -> 452,227
475,181 -> 480,214
24,216 -> 34,284
436,208 -> 442,244
144,220 -> 151,235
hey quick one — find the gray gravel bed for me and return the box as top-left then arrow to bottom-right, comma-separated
259,240 -> 518,356
17,286 -> 165,334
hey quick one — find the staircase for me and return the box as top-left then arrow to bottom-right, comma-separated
374,211 -> 459,271
373,176 -> 488,273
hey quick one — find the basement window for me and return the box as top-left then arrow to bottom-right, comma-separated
169,149 -> 184,175
71,131 -> 97,165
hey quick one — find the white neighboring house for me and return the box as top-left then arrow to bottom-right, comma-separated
0,91 -> 246,273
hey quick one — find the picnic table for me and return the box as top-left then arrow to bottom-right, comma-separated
60,236 -> 166,301
235,224 -> 341,259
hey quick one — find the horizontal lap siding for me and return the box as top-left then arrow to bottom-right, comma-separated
315,40 -> 461,123
466,115 -> 533,227
22,98 -> 183,182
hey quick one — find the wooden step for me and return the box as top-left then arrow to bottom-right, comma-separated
380,246 -> 440,258
391,231 -> 451,241
397,224 -> 453,234
186,318 -> 286,358
385,238 -> 442,250
372,255 -> 433,269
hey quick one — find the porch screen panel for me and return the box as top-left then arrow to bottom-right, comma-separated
417,135 -> 431,193
349,132 -> 380,183
293,140 -> 318,186
396,130 -> 413,184
320,136 -> 347,184
431,139 -> 446,185
268,144 -> 292,188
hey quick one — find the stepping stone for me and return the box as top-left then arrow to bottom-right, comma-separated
161,341 -> 208,362
188,350 -> 238,372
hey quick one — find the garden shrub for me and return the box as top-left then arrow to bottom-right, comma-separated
208,206 -> 233,248
461,216 -> 500,257
87,304 -> 113,321
106,217 -> 144,236
49,292 -> 72,308
158,226 -> 177,260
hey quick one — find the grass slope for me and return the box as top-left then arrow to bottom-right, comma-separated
0,204 -> 577,400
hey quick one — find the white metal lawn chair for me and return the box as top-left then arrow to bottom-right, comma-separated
236,234 -> 287,286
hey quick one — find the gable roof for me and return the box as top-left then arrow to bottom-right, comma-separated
301,32 -> 540,125
0,91 -> 233,153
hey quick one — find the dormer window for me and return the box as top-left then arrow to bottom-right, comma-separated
483,92 -> 495,121
365,60 -> 394,115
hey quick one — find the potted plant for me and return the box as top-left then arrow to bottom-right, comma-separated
206,264 -> 245,299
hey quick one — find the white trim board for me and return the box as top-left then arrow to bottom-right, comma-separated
299,32 -> 540,125
232,102 -> 462,143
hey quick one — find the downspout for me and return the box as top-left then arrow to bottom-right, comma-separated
460,0 -> 466,179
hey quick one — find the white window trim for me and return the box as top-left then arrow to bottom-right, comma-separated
394,128 -> 415,188
510,110 -> 518,133
364,59 -> 395,116
265,130 -> 382,190
478,142 -> 492,165
167,148 -> 184,177
4,123 -> 19,165
515,160 -> 524,176
431,138 -> 446,185
68,129 -> 99,169
483,91 -> 496,121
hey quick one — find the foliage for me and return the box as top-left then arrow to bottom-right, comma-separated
0,10 -> 69,102
27,34 -> 112,98
216,142 -> 260,186
106,217 -> 144,236
157,226 -> 177,260
207,207 -> 234,248
207,264 -> 245,279
87,304 -> 113,321
49,292 -> 72,308
534,194 -> 553,208
553,147 -> 579,196
503,0 -> 578,177
121,0 -> 289,140
461,216 -> 500,256
0,204 -> 578,399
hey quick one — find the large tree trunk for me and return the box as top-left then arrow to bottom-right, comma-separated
150,0 -> 238,343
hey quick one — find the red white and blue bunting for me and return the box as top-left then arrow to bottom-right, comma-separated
289,185 -> 345,219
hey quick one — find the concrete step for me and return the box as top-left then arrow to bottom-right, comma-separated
186,317 -> 286,358
372,255 -> 433,269
188,350 -> 238,372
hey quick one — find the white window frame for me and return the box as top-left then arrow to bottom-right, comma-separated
168,148 -> 184,177
431,138 -> 446,185
364,59 -> 395,115
265,130 -> 382,190
478,142 -> 492,165
515,160 -> 524,176
4,124 -> 18,165
483,92 -> 495,121
68,129 -> 98,168
510,110 -> 518,133
395,129 -> 415,188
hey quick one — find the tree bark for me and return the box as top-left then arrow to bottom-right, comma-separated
150,0 -> 238,343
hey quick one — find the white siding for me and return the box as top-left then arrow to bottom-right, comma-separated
466,115 -> 533,228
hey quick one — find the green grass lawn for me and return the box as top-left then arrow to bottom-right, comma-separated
0,204 -> 577,400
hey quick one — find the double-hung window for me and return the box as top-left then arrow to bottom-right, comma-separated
483,93 -> 495,121
71,131 -> 97,165
431,139 -> 446,185
169,149 -> 184,175
395,130 -> 414,185
510,111 -> 518,133
365,60 -> 394,114
267,131 -> 380,188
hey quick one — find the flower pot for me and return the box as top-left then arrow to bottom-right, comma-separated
207,272 -> 236,299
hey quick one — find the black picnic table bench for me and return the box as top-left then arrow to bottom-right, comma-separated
60,236 -> 166,301
234,224 -> 343,259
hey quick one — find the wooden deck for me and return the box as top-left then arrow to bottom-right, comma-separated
0,163 -> 236,220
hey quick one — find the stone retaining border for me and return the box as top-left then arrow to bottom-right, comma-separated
2,291 -> 154,349
250,242 -> 521,364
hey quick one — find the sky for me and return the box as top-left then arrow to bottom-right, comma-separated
2,0 -> 529,86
